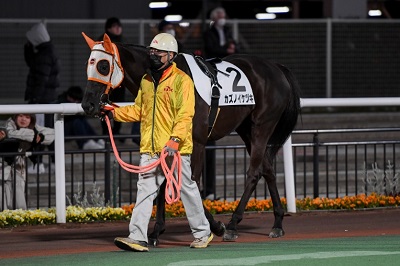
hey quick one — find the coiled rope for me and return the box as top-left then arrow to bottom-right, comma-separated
104,115 -> 182,204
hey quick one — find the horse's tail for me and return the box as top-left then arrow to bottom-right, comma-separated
267,64 -> 301,158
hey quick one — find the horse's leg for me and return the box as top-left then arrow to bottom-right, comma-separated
222,124 -> 268,241
262,155 -> 285,238
148,180 -> 166,246
203,202 -> 226,237
192,141 -> 226,237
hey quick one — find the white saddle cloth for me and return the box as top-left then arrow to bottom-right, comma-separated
182,54 -> 255,106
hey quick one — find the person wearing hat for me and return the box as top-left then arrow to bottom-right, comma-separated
101,17 -> 124,43
108,33 -> 213,251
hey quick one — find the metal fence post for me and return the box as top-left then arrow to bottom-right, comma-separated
313,133 -> 319,198
104,140 -> 111,203
283,136 -> 296,213
54,113 -> 66,223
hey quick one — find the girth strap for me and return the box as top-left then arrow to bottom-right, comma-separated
193,55 -> 221,137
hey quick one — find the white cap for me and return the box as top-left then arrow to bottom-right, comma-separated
148,33 -> 178,53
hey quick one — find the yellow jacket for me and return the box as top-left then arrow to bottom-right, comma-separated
113,62 -> 195,154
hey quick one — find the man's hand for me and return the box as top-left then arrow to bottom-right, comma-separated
100,105 -> 114,121
164,138 -> 180,157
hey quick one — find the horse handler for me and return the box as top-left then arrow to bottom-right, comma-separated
103,33 -> 213,252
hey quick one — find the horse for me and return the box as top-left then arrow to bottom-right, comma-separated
81,33 -> 301,245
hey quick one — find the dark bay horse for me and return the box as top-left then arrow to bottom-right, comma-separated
81,33 -> 301,245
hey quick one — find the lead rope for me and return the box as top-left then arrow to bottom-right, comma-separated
104,115 -> 182,204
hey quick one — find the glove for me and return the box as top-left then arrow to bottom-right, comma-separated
31,128 -> 44,147
37,133 -> 45,144
164,138 -> 180,157
100,105 -> 114,121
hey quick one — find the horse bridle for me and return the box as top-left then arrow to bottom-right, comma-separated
87,42 -> 124,107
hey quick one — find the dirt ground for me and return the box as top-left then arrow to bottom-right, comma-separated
1,208 -> 400,259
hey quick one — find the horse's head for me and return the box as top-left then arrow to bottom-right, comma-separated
81,32 -> 124,116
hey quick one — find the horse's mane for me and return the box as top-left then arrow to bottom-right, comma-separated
116,42 -> 148,53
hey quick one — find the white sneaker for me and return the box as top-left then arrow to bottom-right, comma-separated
97,139 -> 105,148
28,163 -> 46,174
83,139 -> 103,150
190,233 -> 214,248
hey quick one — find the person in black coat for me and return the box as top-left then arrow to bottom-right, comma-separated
24,22 -> 60,165
24,22 -> 60,106
24,22 -> 60,127
203,7 -> 240,59
202,7 -> 241,199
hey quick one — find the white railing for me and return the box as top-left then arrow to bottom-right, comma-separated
2,97 -> 400,222
283,97 -> 400,213
0,103 -> 82,222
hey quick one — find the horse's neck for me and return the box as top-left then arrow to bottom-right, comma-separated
118,44 -> 149,97
175,54 -> 192,78
121,72 -> 140,96
118,48 -> 193,99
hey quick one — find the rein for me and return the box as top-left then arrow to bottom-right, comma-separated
103,115 -> 182,204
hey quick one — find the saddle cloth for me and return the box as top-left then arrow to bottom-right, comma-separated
182,54 -> 255,106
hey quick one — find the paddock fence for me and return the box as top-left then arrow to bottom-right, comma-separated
1,97 -> 400,223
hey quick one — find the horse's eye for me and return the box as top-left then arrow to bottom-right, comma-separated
97,60 -> 110,76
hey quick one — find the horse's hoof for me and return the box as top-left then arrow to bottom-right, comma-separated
147,227 -> 165,247
148,238 -> 160,247
268,228 -> 285,238
212,221 -> 226,237
222,229 -> 238,241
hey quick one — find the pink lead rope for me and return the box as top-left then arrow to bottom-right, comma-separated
104,115 -> 182,204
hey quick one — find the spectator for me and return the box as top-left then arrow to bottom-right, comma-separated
99,17 -> 125,43
24,22 -> 60,127
158,20 -> 184,53
0,128 -> 16,211
24,22 -> 59,167
0,128 -> 19,168
203,7 -> 240,59
202,7 -> 241,199
3,114 -> 55,209
98,17 -> 126,139
110,33 -> 213,251
56,86 -> 105,150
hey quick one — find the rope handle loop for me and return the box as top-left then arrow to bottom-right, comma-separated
104,115 -> 182,204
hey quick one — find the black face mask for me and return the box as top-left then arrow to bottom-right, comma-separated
149,54 -> 164,70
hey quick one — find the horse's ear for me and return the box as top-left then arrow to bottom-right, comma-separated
103,33 -> 114,54
82,32 -> 95,49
